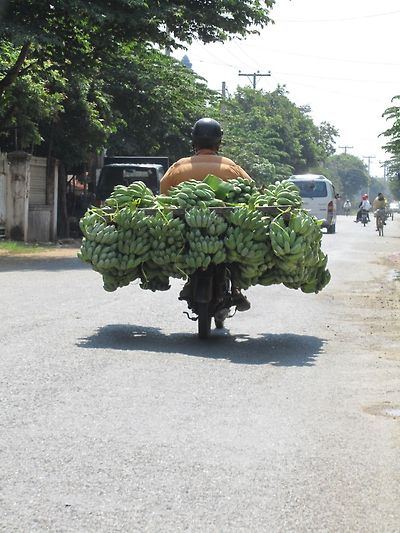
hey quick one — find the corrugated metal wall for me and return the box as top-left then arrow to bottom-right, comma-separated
0,153 -> 7,227
30,157 -> 47,205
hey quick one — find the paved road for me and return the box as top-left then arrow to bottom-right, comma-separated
1,215 -> 400,532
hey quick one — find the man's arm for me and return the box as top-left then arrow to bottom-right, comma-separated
160,165 -> 178,195
234,164 -> 253,181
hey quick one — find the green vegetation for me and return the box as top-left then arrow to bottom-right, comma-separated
0,241 -> 53,254
212,86 -> 337,186
381,95 -> 400,200
323,153 -> 369,198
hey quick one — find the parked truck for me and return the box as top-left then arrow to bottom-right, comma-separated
96,156 -> 169,201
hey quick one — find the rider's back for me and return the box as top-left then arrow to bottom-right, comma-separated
160,149 -> 251,194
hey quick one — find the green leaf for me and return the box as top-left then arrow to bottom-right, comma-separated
203,173 -> 223,191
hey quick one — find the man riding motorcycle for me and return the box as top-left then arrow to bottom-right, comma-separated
160,118 -> 253,311
355,193 -> 371,223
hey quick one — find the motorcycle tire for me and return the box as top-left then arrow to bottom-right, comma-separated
197,303 -> 211,339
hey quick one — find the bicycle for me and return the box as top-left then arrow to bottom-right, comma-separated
375,208 -> 385,237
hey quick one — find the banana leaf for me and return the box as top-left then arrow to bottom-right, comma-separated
203,174 -> 234,200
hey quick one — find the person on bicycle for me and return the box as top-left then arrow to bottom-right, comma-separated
343,199 -> 351,215
160,117 -> 253,311
373,192 -> 387,230
355,193 -> 371,222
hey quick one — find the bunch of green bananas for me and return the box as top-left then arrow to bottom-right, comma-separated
224,225 -> 271,266
80,216 -> 118,245
78,175 -> 331,296
227,206 -> 269,239
104,181 -> 155,208
300,266 -> 331,294
148,212 -> 186,271
113,206 -> 148,230
78,239 -> 119,270
184,207 -> 225,232
270,217 -> 306,257
252,180 -> 302,208
184,228 -> 226,271
223,177 -> 258,204
139,261 -> 171,292
167,180 -> 225,208
102,269 -> 140,292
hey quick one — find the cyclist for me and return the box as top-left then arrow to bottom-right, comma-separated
160,117 -> 253,311
343,199 -> 351,215
373,192 -> 387,231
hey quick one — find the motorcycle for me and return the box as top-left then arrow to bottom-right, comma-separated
360,209 -> 370,226
180,263 -> 234,339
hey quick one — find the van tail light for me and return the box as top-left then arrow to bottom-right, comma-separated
328,200 -> 334,213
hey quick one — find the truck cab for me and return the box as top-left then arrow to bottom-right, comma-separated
96,163 -> 165,201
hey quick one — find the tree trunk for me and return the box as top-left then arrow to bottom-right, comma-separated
0,42 -> 31,98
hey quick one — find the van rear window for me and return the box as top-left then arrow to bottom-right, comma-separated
292,180 -> 327,198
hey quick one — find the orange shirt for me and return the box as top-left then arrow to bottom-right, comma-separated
160,149 -> 252,194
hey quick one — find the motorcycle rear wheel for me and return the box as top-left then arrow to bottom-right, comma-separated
197,303 -> 211,339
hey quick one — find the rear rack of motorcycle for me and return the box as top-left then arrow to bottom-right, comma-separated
139,206 -> 292,216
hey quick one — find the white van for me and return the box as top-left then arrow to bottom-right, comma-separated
288,174 -> 337,234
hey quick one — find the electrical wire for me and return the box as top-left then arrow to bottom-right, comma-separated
276,9 -> 400,23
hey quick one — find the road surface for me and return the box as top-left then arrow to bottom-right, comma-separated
1,215 -> 399,532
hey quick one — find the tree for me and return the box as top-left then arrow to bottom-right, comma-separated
324,154 -> 369,199
212,86 -> 336,185
0,0 -> 276,95
381,95 -> 400,199
103,44 -> 218,162
318,121 -> 339,158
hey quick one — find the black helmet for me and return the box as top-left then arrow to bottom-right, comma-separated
192,118 -> 223,149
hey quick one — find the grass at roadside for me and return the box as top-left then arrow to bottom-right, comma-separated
0,240 -> 80,258
0,241 -> 53,255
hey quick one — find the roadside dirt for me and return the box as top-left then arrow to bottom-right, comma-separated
346,251 -> 400,361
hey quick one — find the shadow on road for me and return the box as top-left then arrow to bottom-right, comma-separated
0,256 -> 88,272
77,324 -> 326,367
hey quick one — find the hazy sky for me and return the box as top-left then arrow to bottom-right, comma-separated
174,0 -> 400,178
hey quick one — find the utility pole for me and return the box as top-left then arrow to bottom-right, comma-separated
379,160 -> 388,181
363,155 -> 375,196
238,70 -> 271,89
221,81 -> 227,114
339,145 -> 353,154
221,81 -> 227,99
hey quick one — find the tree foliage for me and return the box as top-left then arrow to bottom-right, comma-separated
104,44 -> 218,162
0,0 -> 276,163
324,154 -> 369,199
381,95 -> 400,199
212,86 -> 337,186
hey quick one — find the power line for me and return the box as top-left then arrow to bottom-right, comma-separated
240,45 -> 400,67
277,9 -> 400,23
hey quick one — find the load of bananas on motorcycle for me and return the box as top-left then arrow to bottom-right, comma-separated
77,177 -> 330,294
